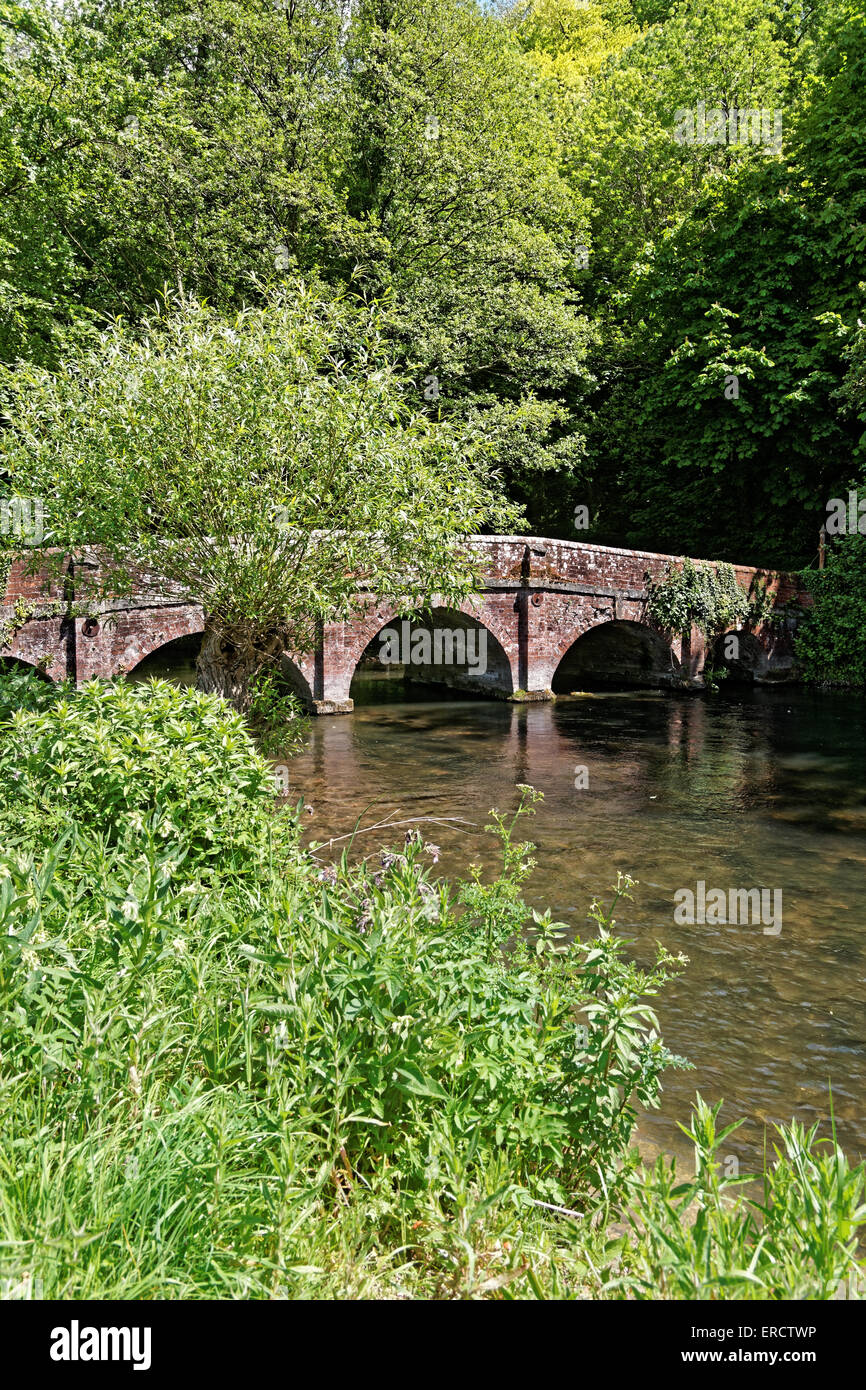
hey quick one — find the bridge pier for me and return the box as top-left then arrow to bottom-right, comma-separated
1,538 -> 801,702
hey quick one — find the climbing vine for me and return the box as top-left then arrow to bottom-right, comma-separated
645,561 -> 790,688
645,559 -> 754,640
0,553 -> 13,612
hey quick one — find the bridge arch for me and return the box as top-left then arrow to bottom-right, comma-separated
127,631 -> 203,685
127,630 -> 314,707
347,603 -> 516,703
80,605 -> 207,684
551,619 -> 682,693
0,654 -> 54,681
712,629 -> 767,684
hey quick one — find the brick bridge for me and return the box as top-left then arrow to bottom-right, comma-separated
1,537 -> 801,713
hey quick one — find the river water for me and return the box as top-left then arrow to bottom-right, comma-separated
283,677 -> 866,1173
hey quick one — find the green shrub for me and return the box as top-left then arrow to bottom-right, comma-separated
0,663 -> 64,723
0,677 -> 297,875
796,535 -> 866,686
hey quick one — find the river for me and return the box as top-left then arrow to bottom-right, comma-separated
283,676 -> 866,1173
131,644 -> 866,1172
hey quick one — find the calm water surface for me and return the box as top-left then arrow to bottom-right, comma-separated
282,680 -> 866,1171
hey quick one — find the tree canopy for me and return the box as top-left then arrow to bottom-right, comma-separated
1,0 -> 863,579
1,284 -> 517,704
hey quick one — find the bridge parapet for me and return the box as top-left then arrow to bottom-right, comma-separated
1,537 -> 806,707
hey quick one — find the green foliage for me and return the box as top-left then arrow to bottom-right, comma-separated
559,0 -> 794,285
0,0 -> 592,510
247,664 -> 309,759
615,1095 -> 866,1299
580,0 -> 866,566
0,676 -> 296,874
796,535 -> 866,686
645,558 -> 752,638
840,309 -> 866,466
0,662 -> 62,721
2,0 -> 863,567
249,813 -> 689,1213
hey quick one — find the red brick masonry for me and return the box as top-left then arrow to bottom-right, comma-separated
1,537 -> 805,713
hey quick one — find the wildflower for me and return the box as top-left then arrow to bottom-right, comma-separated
424,842 -> 440,863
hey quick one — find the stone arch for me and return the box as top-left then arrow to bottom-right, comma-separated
75,604 -> 207,683
551,619 -> 683,693
127,630 -> 203,685
125,625 -> 314,708
119,608 -> 206,683
0,654 -> 54,681
347,602 -> 516,703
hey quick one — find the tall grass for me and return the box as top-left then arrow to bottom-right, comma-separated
0,674 -> 863,1299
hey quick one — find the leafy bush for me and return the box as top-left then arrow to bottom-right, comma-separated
796,535 -> 866,686
252,832 -> 689,1213
0,676 -> 296,874
0,663 -> 64,722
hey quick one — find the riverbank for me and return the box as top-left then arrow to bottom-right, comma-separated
0,672 -> 863,1298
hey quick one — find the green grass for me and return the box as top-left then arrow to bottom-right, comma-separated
0,673 -> 864,1299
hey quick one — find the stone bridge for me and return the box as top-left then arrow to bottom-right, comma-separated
1,537 -> 803,712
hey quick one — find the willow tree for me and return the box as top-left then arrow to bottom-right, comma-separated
0,284 -> 518,709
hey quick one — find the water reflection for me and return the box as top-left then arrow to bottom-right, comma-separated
284,685 -> 866,1170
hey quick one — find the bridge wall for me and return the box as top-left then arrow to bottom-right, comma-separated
0,538 -> 801,711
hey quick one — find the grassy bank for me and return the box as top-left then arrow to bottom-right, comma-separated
0,673 -> 863,1299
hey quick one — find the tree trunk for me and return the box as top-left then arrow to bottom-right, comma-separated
196,625 -> 271,713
